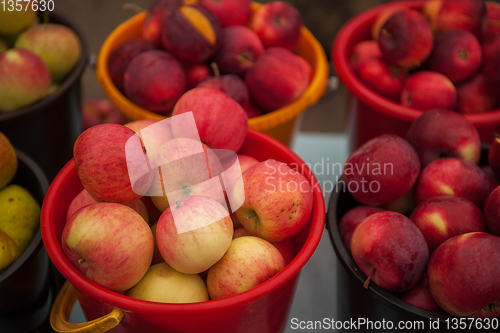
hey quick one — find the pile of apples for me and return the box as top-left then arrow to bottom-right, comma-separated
107,0 -> 312,118
0,6 -> 82,113
62,98 -> 314,303
350,0 -> 500,114
338,108 -> 500,318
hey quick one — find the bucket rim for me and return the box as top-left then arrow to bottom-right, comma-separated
331,0 -> 500,126
41,129 -> 326,314
0,11 -> 88,123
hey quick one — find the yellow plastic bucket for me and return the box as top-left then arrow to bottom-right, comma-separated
96,2 -> 329,146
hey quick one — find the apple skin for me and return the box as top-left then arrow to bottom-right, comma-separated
142,0 -> 182,48
126,262 -> 209,303
249,1 -> 302,51
415,158 -> 491,209
0,5 -> 36,35
245,102 -> 263,119
82,99 -> 126,130
456,74 -> 496,114
427,29 -> 482,84
485,2 -> 500,39
124,50 -> 186,114
149,137 -> 224,212
199,0 -> 251,27
338,206 -> 385,253
422,0 -> 444,33
15,24 -> 82,82
485,186 -> 500,237
61,203 -> 154,292
489,136 -> 500,180
349,40 -> 382,74
161,4 -> 221,63
357,57 -> 407,101
371,5 -> 408,41
436,0 -> 487,39
207,236 -> 285,300
405,108 -> 481,167
482,166 -> 500,191
410,196 -> 486,252
245,47 -> 311,112
350,211 -> 429,292
378,9 -> 433,69
66,188 -> 149,224
399,272 -> 445,314
106,39 -> 157,93
73,124 -> 154,204
428,232 -> 500,318
0,132 -> 17,190
400,71 -> 457,111
213,26 -> 264,76
183,62 -> 212,89
171,88 -> 248,152
232,160 -> 314,243
156,195 -> 234,274
0,49 -> 51,113
233,227 -> 296,265
196,74 -> 250,110
0,39 -> 8,53
221,153 -> 259,196
343,134 -> 421,206
481,34 -> 500,99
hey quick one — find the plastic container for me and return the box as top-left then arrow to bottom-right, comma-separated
0,149 -> 52,333
325,148 -> 492,332
96,2 -> 329,147
41,129 -> 326,333
0,12 -> 87,181
332,0 -> 500,153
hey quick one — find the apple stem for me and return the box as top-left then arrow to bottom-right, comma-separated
78,258 -> 86,264
380,29 -> 394,40
122,3 -> 145,13
43,11 -> 50,25
363,267 -> 376,289
236,55 -> 254,68
246,212 -> 256,220
210,62 -> 221,77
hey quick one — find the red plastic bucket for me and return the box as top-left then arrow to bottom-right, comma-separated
41,129 -> 325,333
332,0 -> 500,153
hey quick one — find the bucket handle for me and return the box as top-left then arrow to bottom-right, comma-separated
50,280 -> 124,333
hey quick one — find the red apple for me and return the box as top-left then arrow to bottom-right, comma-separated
351,211 -> 429,292
142,0 -> 181,48
213,26 -> 264,76
428,232 -> 500,317
357,57 -> 407,101
485,186 -> 500,236
481,34 -> 500,98
485,1 -> 500,39
489,135 -> 500,180
0,49 -> 51,112
436,0 -> 487,39
232,160 -> 314,243
161,4 -> 221,63
245,102 -> 263,119
171,88 -> 248,152
349,40 -> 382,74
400,71 -> 457,111
199,0 -> 251,27
249,1 -> 302,51
156,195 -> 233,274
482,166 -> 500,191
378,9 -> 433,69
371,5 -> 408,41
221,153 -> 258,195
82,99 -> 125,130
245,47 -> 311,111
338,206 -> 385,253
107,39 -> 157,93
183,62 -> 212,89
0,132 -> 17,190
422,0 -> 444,33
61,203 -> 154,292
415,158 -> 491,209
399,272 -> 445,314
427,29 -> 482,84
456,74 -> 497,114
73,124 -> 154,204
124,50 -> 186,114
343,134 -> 421,206
196,74 -> 250,110
206,236 -> 285,300
405,108 -> 481,166
410,196 -> 486,252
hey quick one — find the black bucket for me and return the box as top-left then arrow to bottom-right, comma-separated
326,148 -> 492,333
0,149 -> 52,333
0,12 -> 87,181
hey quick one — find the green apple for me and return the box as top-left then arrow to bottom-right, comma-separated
15,23 -> 81,82
0,5 -> 37,35
0,48 -> 51,112
0,132 -> 17,190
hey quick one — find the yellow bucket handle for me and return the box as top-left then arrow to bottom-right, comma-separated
50,280 -> 124,333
